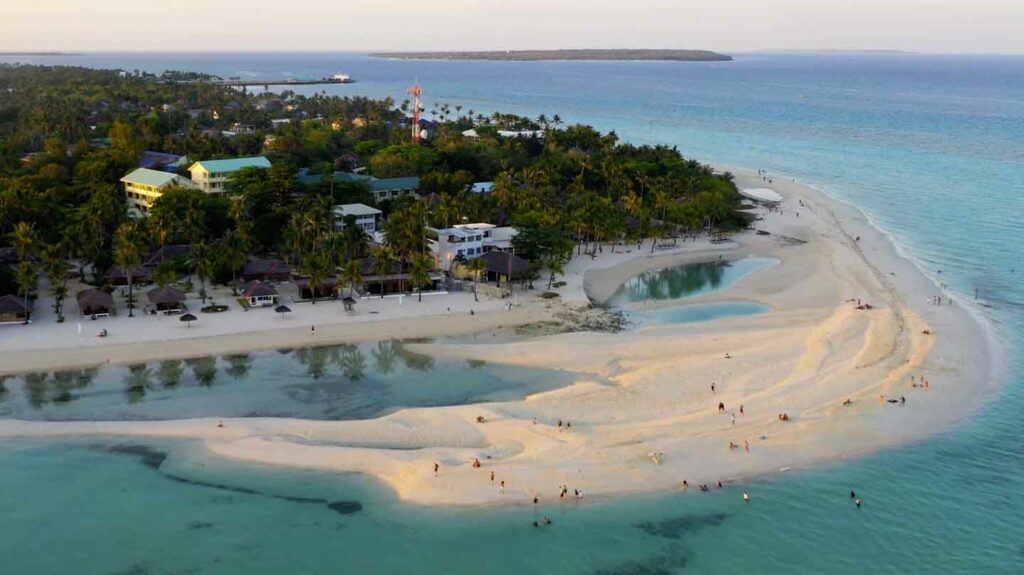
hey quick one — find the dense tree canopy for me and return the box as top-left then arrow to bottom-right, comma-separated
0,63 -> 745,298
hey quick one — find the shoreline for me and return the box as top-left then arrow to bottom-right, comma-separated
0,165 -> 1003,507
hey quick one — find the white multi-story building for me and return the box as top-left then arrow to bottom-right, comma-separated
188,156 -> 271,194
334,203 -> 382,234
429,223 -> 517,271
120,168 -> 197,215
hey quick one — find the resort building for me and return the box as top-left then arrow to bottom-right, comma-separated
241,281 -> 278,307
334,203 -> 382,234
189,156 -> 271,194
297,169 -> 420,204
469,181 -> 494,194
368,176 -> 420,203
429,223 -> 518,271
120,168 -> 197,214
242,258 -> 293,283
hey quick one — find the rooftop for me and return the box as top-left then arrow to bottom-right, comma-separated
335,203 -> 382,218
139,151 -> 186,171
120,168 -> 194,189
368,176 -> 419,192
190,156 -> 271,174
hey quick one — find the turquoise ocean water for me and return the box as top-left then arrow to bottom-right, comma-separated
1,52 -> 1023,574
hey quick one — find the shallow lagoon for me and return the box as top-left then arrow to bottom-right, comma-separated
606,257 -> 778,306
0,340 -> 583,421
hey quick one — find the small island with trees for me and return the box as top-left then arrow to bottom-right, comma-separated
371,49 -> 732,62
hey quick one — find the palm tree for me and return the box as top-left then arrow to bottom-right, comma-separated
192,241 -> 213,304
303,251 -> 330,305
114,222 -> 142,318
151,261 -> 177,289
14,261 -> 37,324
221,230 -> 248,294
409,252 -> 432,302
41,242 -> 69,322
9,223 -> 37,323
467,256 -> 486,303
10,222 -> 35,261
339,258 -> 363,296
373,246 -> 393,299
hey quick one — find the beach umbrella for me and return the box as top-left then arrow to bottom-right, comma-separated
179,313 -> 197,328
275,304 -> 292,320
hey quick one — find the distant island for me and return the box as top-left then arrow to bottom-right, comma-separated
371,49 -> 732,62
0,51 -> 78,56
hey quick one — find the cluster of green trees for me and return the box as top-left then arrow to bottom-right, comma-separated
1,63 -> 745,313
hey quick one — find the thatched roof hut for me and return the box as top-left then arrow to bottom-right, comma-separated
147,285 -> 186,312
76,289 -> 115,317
0,294 -> 32,323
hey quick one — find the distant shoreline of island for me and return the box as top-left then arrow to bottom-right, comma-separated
370,49 -> 732,62
0,52 -> 80,56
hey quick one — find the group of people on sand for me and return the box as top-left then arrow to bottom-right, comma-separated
778,413 -> 791,421
910,374 -> 931,390
928,295 -> 952,306
684,479 -> 724,492
559,484 -> 584,500
880,395 -> 907,406
727,440 -> 752,453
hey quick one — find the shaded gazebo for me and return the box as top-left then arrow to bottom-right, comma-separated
76,289 -> 115,317
147,285 -> 186,314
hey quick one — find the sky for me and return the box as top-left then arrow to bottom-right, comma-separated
3,0 -> 1024,54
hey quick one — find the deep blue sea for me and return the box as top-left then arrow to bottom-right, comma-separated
1,52 -> 1022,574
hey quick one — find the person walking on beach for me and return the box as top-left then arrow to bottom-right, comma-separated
711,382 -> 716,394
434,462 -> 439,475
719,401 -> 726,413
490,471 -> 495,483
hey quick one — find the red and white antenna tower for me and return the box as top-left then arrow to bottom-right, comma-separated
409,82 -> 422,144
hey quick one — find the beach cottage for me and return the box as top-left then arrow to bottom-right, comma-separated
147,286 -> 186,314
242,280 -> 278,307
76,289 -> 115,317
0,294 -> 32,324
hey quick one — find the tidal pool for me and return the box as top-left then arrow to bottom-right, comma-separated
0,340 -> 584,421
606,257 -> 778,306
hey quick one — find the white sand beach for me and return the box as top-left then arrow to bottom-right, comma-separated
0,169 -> 1002,506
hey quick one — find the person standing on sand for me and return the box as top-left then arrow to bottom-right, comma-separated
434,462 -> 439,475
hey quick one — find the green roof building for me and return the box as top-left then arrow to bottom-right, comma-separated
189,156 -> 271,193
